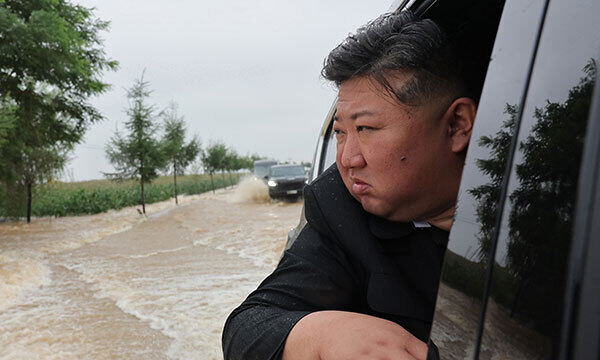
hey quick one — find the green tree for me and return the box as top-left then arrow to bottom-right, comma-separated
0,96 -> 16,160
21,146 -> 68,222
223,148 -> 239,187
160,101 -> 200,205
240,155 -> 253,171
0,97 -> 19,216
0,1 -> 117,126
0,0 -> 117,220
202,141 -> 227,193
104,74 -> 164,214
242,154 -> 258,170
1,92 -> 73,222
234,153 -> 260,172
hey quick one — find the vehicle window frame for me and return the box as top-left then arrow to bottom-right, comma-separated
468,0 -> 551,356
310,101 -> 337,181
568,52 -> 600,360
421,0 -> 548,357
458,0 -> 600,356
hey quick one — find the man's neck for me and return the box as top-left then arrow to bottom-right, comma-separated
424,206 -> 455,231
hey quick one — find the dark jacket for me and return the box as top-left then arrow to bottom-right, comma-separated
222,165 -> 448,360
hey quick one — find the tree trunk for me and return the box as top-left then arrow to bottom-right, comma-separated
222,170 -> 226,188
141,178 -> 146,214
26,94 -> 33,224
174,164 -> 178,205
210,173 -> 215,194
229,171 -> 233,187
26,182 -> 32,223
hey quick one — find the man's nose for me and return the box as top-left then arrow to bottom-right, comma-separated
340,134 -> 366,168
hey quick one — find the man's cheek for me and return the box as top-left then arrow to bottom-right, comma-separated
335,146 -> 343,167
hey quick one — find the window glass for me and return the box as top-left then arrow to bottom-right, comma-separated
254,162 -> 276,179
322,119 -> 338,172
429,0 -> 546,358
270,166 -> 305,177
478,0 -> 599,358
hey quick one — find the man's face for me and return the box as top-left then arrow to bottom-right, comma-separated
334,75 -> 459,222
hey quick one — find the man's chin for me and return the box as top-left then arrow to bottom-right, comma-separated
344,183 -> 396,219
359,198 -> 414,222
358,197 -> 388,218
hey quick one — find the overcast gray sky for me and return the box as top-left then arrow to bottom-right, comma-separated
67,0 -> 394,180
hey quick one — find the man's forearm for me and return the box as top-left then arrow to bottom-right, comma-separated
282,312 -> 325,360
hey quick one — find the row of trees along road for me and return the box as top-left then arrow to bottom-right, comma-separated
105,73 -> 259,214
201,141 -> 257,195
0,1 -> 261,221
0,0 -> 118,223
104,74 -> 200,214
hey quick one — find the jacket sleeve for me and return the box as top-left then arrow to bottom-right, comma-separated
427,339 -> 440,360
222,224 -> 360,360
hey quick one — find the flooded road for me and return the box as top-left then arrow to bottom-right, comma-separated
0,179 -> 302,359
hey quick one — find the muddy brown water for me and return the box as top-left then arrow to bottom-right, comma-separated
0,178 -> 302,359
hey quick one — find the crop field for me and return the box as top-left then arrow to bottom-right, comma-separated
1,173 -> 245,218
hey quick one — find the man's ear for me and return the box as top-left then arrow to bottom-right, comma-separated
444,97 -> 477,153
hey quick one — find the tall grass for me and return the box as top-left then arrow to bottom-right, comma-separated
2,173 -> 244,218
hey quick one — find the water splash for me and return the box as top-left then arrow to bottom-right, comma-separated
227,176 -> 270,203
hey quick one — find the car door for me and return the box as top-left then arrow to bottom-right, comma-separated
429,0 -> 600,358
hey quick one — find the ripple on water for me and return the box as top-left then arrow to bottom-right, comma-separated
0,253 -> 51,312
0,187 -> 302,359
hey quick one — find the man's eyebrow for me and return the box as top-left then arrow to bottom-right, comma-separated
333,110 -> 376,122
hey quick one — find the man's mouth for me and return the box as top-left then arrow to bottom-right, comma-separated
350,177 -> 370,195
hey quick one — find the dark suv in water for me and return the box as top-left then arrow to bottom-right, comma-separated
288,0 -> 600,358
267,164 -> 307,201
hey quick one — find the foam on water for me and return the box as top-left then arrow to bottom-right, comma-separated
0,187 -> 303,359
0,252 -> 51,311
0,195 -> 200,259
117,245 -> 192,259
227,176 -> 270,203
63,247 -> 268,360
0,262 -> 172,360
193,225 -> 285,269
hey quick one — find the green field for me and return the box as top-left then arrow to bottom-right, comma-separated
1,173 -> 244,218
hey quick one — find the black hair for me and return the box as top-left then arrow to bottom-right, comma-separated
322,10 -> 469,106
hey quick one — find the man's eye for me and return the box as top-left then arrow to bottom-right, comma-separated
356,125 -> 373,132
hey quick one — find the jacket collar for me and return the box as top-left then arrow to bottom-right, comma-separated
367,214 -> 416,240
